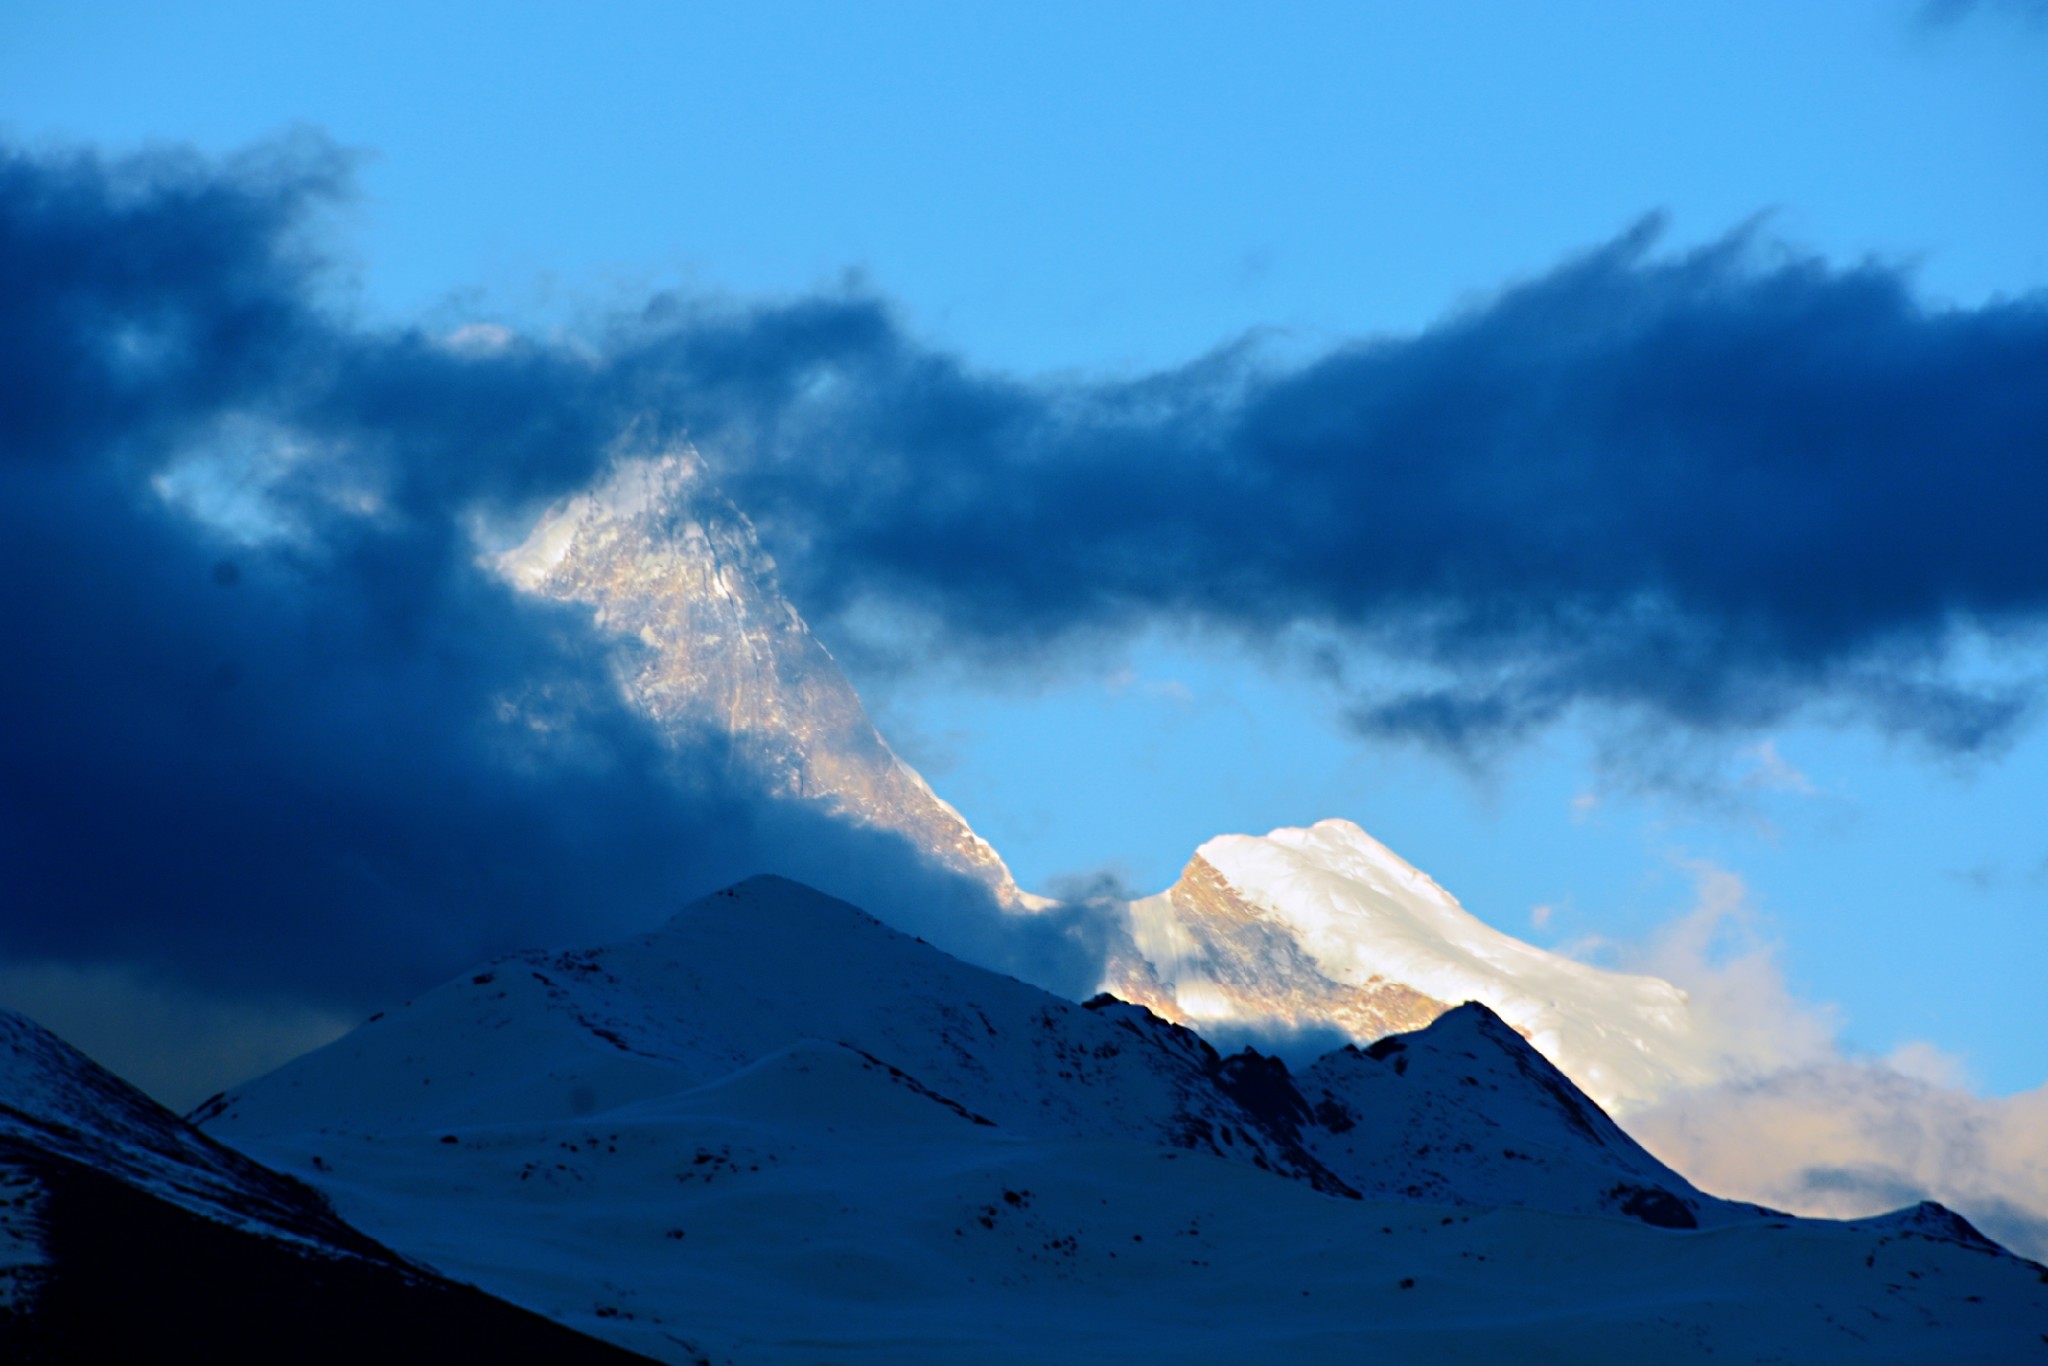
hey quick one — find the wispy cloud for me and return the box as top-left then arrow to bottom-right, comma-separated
635,225 -> 2048,766
1738,740 -> 1818,796
1634,1059 -> 2048,1261
23,137 -> 2041,774
1607,861 -> 2048,1260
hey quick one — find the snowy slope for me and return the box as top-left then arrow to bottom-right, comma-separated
202,877 -> 2048,1364
1124,819 -> 1717,1112
495,459 -> 1723,1119
1297,1003 -> 1738,1225
0,1009 -> 653,1362
199,877 -> 1350,1193
0,1006 -> 383,1253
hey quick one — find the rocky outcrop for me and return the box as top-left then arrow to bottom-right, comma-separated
1106,854 -> 1453,1043
498,448 -> 1015,898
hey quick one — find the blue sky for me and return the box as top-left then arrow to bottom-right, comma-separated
2,0 -> 2045,1099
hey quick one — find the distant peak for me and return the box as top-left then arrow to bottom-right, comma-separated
725,873 -> 821,896
1857,1200 -> 2004,1251
1134,815 -> 1710,1115
493,447 -> 1020,901
664,875 -> 890,934
1434,999 -> 1510,1028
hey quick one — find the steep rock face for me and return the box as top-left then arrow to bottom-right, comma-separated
1107,853 -> 1453,1044
498,449 -> 1014,898
1118,821 -> 1715,1115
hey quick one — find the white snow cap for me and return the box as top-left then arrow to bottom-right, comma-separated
1195,819 -> 1715,1112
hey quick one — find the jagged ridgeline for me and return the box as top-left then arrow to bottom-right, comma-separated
189,878 -> 2048,1364
496,457 -> 1719,1117
497,448 -> 1016,896
0,1010 -> 652,1363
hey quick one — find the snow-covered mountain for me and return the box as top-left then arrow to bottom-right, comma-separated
498,449 -> 1015,897
493,453 -> 1716,1117
0,1008 -> 651,1362
477,453 -> 2035,1271
198,876 -> 2048,1364
1109,819 -> 1717,1114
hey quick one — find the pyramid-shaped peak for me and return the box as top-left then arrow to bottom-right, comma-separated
491,448 -> 1019,902
1153,819 -> 1709,1115
664,874 -> 892,933
1385,999 -> 1587,1082
1421,998 -> 1515,1037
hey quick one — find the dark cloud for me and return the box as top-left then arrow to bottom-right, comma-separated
646,220 -> 2048,756
1,137 -> 328,466
7,131 -> 2047,1065
0,137 -> 1094,1047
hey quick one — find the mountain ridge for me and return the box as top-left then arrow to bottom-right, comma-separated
191,874 -> 2047,1363
494,452 -> 1723,1120
498,450 -> 1016,898
1119,818 -> 1722,1113
0,1008 -> 656,1362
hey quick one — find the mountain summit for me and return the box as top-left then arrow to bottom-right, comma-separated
197,876 -> 2047,1363
498,448 -> 1015,897
494,456 -> 1722,1116
1108,819 -> 1715,1113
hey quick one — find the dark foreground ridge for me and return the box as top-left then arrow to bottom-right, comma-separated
0,1009 -> 655,1364
21,879 -> 2048,1363
0,1141 -> 655,1365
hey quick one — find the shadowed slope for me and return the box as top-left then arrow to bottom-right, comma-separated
195,876 -> 2046,1363
0,1010 -> 653,1364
